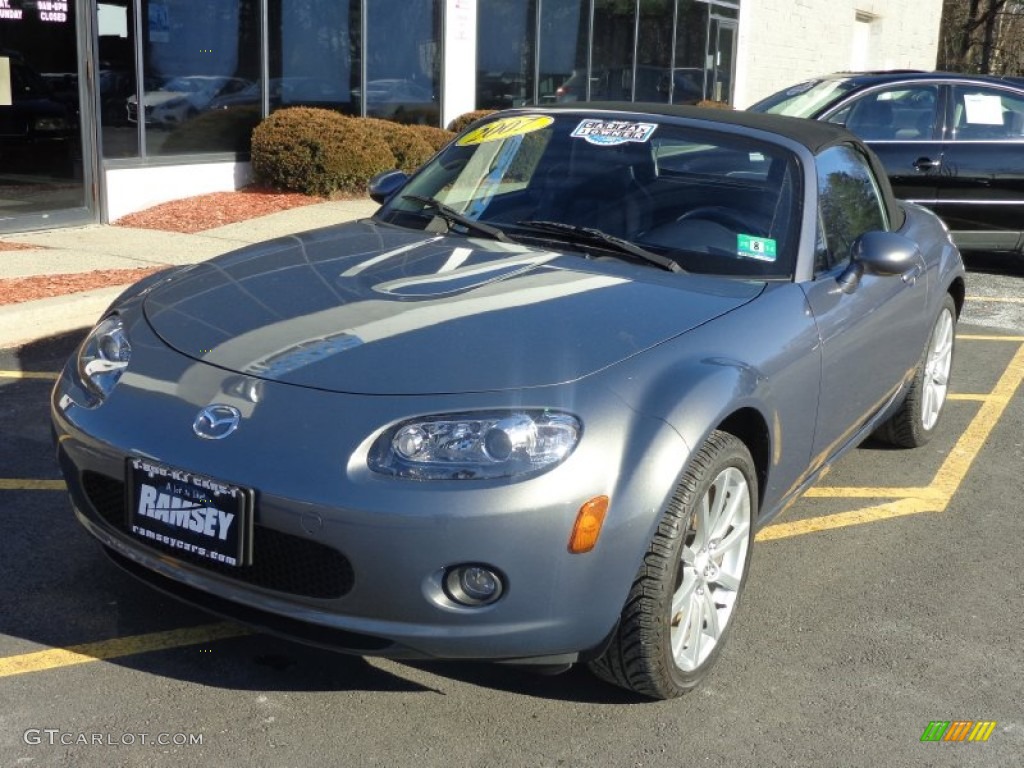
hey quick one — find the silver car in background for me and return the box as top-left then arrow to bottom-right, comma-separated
53,105 -> 965,699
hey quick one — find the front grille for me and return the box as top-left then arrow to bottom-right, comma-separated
81,471 -> 354,600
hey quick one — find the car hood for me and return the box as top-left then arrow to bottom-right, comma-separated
143,221 -> 763,395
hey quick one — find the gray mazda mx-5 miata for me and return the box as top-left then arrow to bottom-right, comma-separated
53,105 -> 965,699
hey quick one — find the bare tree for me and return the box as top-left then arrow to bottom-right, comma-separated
938,0 -> 1024,75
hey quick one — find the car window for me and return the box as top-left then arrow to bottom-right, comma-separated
756,79 -> 857,117
382,114 -> 801,279
826,85 -> 939,141
815,145 -> 888,271
950,85 -> 1024,140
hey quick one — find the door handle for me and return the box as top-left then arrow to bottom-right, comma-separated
902,263 -> 923,285
913,157 -> 940,171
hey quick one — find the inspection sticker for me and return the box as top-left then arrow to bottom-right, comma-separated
737,234 -> 777,261
571,119 -> 657,146
457,115 -> 554,146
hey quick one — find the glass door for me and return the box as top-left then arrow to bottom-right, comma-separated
710,17 -> 736,104
0,0 -> 95,232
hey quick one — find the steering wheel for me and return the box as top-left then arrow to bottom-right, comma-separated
676,206 -> 767,237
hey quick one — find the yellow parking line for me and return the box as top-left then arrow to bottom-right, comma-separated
947,393 -> 999,402
0,479 -> 66,490
760,342 -> 1024,541
756,497 -> 938,541
958,334 -> 1024,342
966,296 -> 1024,304
802,486 -> 945,501
930,342 -> 1024,498
0,370 -> 59,380
0,623 -> 251,679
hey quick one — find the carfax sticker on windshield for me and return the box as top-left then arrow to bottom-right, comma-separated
737,234 -> 777,262
571,119 -> 657,146
456,115 -> 554,146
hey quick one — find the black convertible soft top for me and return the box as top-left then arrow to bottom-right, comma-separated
541,101 -> 859,154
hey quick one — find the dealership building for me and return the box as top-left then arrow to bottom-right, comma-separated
0,0 -> 941,234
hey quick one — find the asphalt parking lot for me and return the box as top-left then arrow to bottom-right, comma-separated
1,256 -> 1022,768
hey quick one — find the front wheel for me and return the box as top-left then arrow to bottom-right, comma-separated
589,431 -> 755,699
874,294 -> 957,448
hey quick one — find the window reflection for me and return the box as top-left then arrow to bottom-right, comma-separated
269,0 -> 360,116
477,0 -> 536,109
98,0 -> 139,158
541,0 -> 587,104
139,0 -> 260,155
365,0 -> 441,125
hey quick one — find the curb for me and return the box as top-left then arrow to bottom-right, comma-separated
0,285 -> 128,349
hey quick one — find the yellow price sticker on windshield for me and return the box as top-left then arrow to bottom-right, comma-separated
456,115 -> 554,146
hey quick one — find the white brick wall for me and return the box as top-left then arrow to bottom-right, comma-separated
734,0 -> 943,108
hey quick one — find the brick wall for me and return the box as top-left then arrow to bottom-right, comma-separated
734,0 -> 943,108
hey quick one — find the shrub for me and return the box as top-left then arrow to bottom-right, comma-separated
408,124 -> 455,153
446,109 -> 497,133
695,99 -> 734,110
359,118 -> 436,173
251,108 -> 396,196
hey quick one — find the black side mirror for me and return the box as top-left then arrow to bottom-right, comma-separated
836,231 -> 922,293
368,169 -> 409,204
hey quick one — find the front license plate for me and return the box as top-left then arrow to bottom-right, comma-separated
126,458 -> 253,566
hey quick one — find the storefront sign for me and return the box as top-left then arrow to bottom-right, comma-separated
0,0 -> 70,23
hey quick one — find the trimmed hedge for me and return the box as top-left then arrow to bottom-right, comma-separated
408,124 -> 455,152
251,108 -> 395,196
446,109 -> 497,133
360,118 -> 436,173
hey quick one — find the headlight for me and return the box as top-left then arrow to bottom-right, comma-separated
76,315 -> 131,401
369,410 -> 581,480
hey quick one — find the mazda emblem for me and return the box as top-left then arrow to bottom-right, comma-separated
193,404 -> 241,440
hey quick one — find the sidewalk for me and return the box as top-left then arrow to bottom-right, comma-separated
0,198 -> 378,348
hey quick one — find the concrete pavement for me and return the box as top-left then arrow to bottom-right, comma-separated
0,198 -> 378,348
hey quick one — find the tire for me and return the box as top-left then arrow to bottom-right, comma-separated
589,431 -> 755,699
874,294 -> 957,448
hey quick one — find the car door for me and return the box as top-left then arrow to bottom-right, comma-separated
822,82 -> 945,211
801,145 -> 928,467
933,82 -> 1024,251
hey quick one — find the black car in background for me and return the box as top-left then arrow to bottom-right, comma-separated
750,71 -> 1024,254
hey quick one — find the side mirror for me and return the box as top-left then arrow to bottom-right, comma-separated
368,169 -> 409,204
852,231 -> 922,275
836,231 -> 922,293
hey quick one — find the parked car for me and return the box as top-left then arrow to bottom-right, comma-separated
127,75 -> 252,126
749,71 -> 1024,254
360,78 -> 436,120
53,105 -> 965,700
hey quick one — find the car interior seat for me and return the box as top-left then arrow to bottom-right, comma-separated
846,99 -> 895,140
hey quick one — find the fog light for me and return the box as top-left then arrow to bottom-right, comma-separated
444,564 -> 505,606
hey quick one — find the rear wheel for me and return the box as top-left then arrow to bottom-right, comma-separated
875,294 -> 956,448
590,431 -> 755,699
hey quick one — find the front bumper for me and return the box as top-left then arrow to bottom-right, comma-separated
53,316 -> 689,662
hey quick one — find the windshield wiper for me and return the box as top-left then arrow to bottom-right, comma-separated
515,220 -> 684,274
401,194 -> 514,243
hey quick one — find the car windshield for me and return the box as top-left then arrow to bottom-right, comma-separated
377,112 -> 802,279
755,79 -> 858,117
